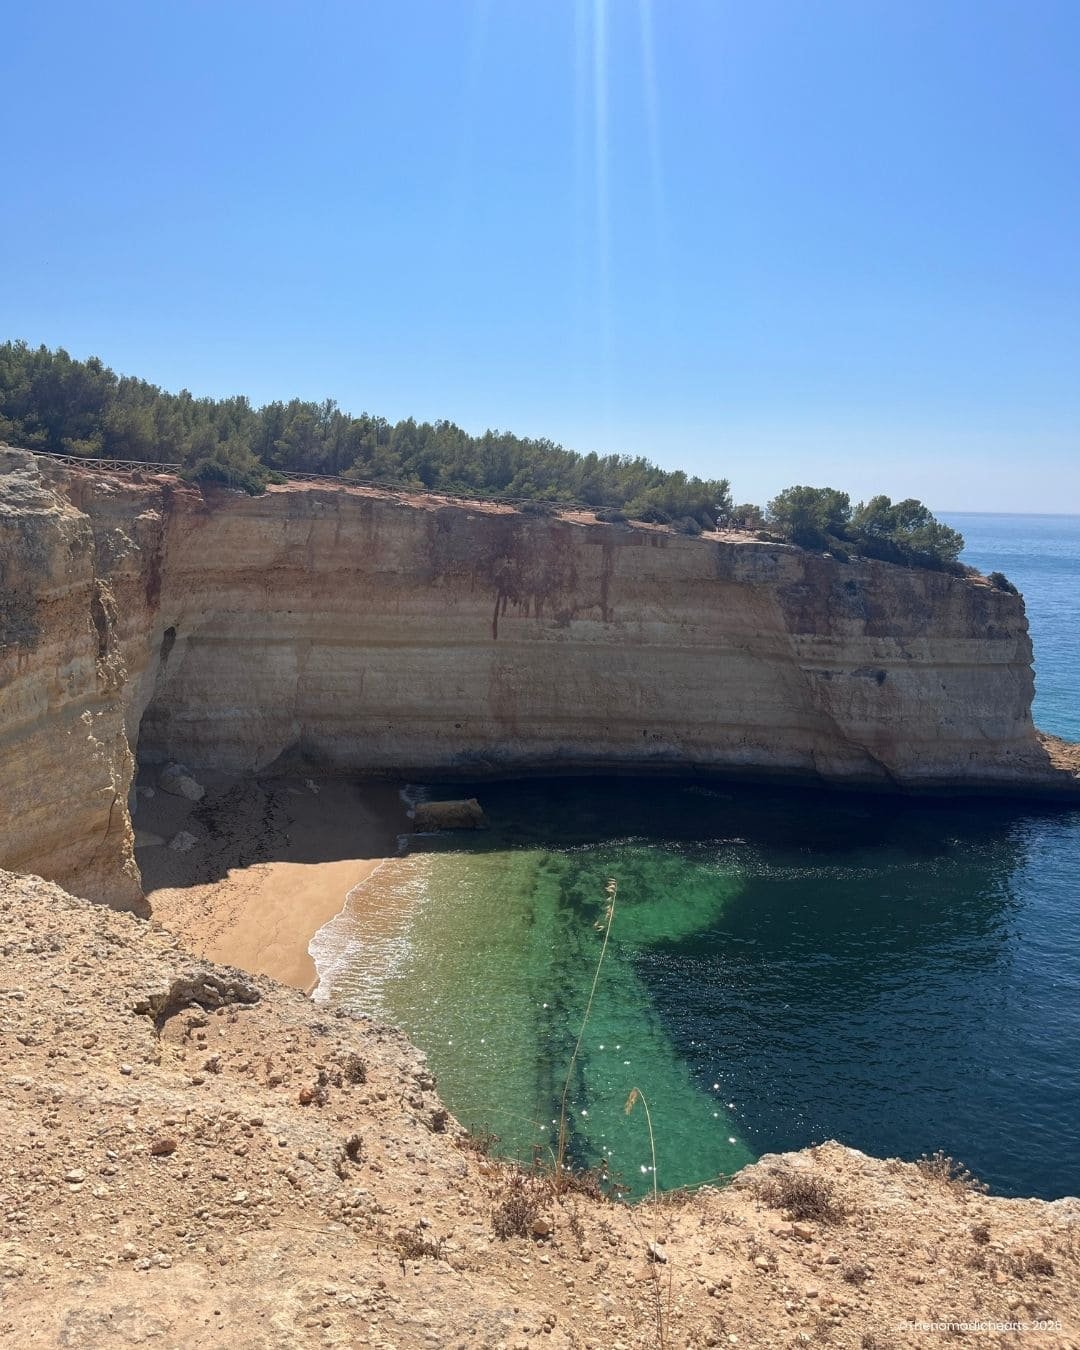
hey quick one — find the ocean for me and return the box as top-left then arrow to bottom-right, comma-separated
946,513 -> 1080,742
315,514 -> 1080,1199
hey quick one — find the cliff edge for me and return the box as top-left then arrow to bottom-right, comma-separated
2,868 -> 1077,1347
1,446 -> 1077,908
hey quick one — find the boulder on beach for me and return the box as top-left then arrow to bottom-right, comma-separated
158,763 -> 205,802
412,798 -> 486,831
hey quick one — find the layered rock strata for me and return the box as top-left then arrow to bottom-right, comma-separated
0,447 -> 1074,907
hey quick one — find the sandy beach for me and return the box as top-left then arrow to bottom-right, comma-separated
135,771 -> 408,991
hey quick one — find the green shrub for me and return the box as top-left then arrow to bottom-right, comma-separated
181,456 -> 268,496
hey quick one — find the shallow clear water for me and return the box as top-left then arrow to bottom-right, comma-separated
318,514 -> 1080,1199
321,782 -> 1080,1199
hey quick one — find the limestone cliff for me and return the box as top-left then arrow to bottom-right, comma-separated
0,447 -> 1075,907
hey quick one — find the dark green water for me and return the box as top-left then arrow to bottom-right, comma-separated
315,777 -> 1080,1200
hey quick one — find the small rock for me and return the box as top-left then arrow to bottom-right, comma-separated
792,1222 -> 816,1242
647,1241 -> 667,1264
159,764 -> 205,801
63,1169 -> 85,1184
149,1136 -> 178,1157
531,1217 -> 553,1240
754,1255 -> 771,1271
168,830 -> 199,853
119,1064 -> 133,1076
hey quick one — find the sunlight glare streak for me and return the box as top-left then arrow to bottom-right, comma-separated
446,0 -> 493,254
638,0 -> 667,258
572,0 -> 590,369
592,0 -> 615,438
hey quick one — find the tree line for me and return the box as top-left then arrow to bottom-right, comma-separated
0,342 -> 729,528
0,342 -> 965,568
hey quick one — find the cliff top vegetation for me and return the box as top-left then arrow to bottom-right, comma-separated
0,340 -> 964,568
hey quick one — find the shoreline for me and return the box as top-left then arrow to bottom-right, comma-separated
135,771 -> 408,991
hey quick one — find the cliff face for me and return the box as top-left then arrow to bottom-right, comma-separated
0,448 -> 1070,907
0,456 -> 166,910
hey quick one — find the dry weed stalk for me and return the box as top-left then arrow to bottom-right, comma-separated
625,1087 -> 659,1241
554,877 -> 617,1191
625,1087 -> 669,1349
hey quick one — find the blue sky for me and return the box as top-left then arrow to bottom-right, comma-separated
4,1 -> 1077,511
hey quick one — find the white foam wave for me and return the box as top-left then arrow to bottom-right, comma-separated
398,782 -> 432,818
308,853 -> 434,1012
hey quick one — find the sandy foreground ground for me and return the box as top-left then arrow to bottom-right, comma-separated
5,866 -> 1080,1348
135,770 -> 408,991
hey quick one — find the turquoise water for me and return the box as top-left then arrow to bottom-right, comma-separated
320,515 -> 1080,1199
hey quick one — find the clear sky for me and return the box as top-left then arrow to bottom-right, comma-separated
4,1 -> 1078,512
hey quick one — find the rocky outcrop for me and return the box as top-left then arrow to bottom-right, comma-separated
413,798 -> 487,830
0,454 -> 165,910
0,447 -> 1076,908
2,867 -> 1077,1346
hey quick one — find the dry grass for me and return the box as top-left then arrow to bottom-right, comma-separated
457,1125 -> 501,1156
915,1151 -> 988,1194
342,1052 -> 367,1084
391,1224 -> 445,1266
1008,1247 -> 1055,1279
757,1170 -> 848,1224
491,1173 -> 544,1240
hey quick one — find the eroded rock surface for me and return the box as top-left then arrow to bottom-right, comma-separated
0,446 -> 1076,909
2,869 -> 1078,1348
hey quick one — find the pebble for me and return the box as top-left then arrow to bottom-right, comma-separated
63,1169 -> 85,1184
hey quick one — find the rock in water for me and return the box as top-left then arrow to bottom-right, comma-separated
413,798 -> 486,830
158,764 -> 205,802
